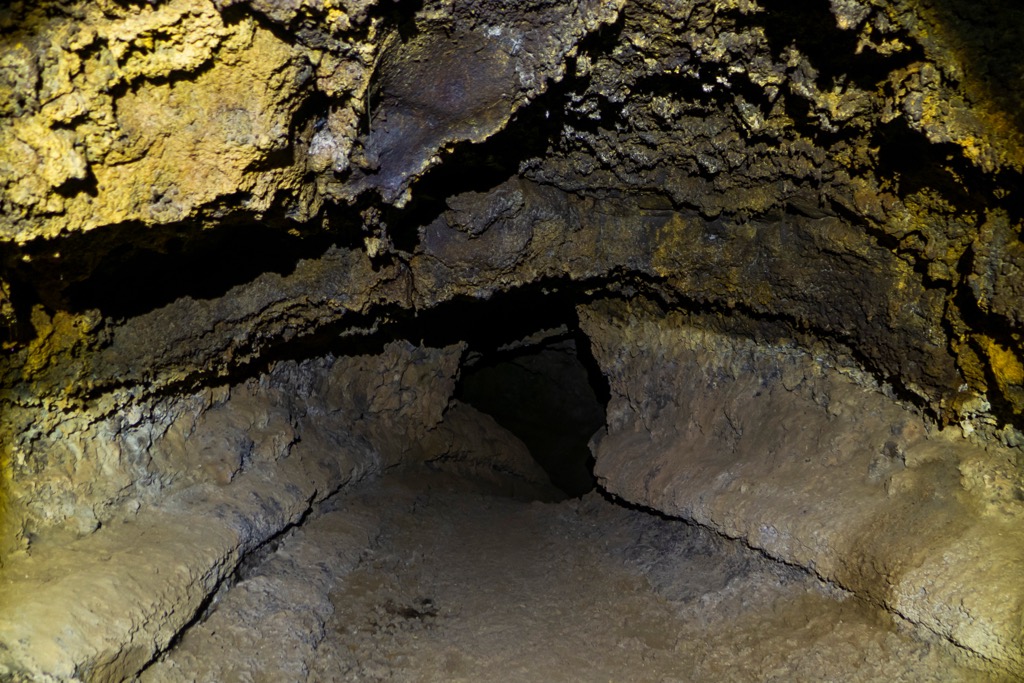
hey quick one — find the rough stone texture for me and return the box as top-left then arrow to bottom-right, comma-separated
0,339 -> 467,681
2,0 -> 1022,443
416,401 -> 559,500
0,1 -> 314,242
580,296 -> 1024,676
0,0 -> 624,243
0,435 -> 373,683
137,415 -> 556,682
137,502 -> 382,683
145,468 -> 999,682
0,0 -> 1022,679
337,0 -> 624,205
522,0 -> 1024,418
1,328 -> 462,551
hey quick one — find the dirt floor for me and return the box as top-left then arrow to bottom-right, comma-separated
139,467 -> 1002,682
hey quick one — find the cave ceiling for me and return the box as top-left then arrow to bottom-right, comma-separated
2,0 -> 1023,430
0,0 -> 1019,417
0,0 -> 1021,479
0,0 -> 1020,512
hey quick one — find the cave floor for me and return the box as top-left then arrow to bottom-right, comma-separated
140,468 -> 996,683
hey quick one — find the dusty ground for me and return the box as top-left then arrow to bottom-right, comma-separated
140,467 -> 1001,683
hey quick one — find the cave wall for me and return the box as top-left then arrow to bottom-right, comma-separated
0,338 -> 555,681
1,0 -> 1023,679
581,296 -> 1024,673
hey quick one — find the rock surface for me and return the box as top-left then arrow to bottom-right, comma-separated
0,340 -> 470,681
1,0 -> 1023,679
143,467 -> 998,682
581,296 -> 1024,675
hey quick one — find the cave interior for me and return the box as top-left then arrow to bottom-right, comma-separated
1,0 -> 1024,680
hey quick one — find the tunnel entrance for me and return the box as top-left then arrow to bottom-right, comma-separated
371,281 -> 613,500
457,332 -> 606,497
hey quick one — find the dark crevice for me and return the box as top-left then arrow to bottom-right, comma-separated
628,66 -> 770,122
873,118 -> 988,212
101,0 -> 161,11
74,279 -> 617,502
2,76 -> 338,328
712,1 -> 927,150
0,4 -> 616,336
372,73 -> 579,254
753,0 -> 925,93
60,255 -> 951,446
772,88 -> 851,149
952,246 -> 1024,429
1001,173 -> 1024,230
54,167 -> 99,199
0,247 -> 42,346
362,0 -> 424,43
573,321 -> 611,409
3,183 -> 364,325
354,17 -> 628,255
60,221 -> 340,321
73,276 -> 628,439
580,6 -> 626,57
130,495 -> 320,680
923,0 -> 1024,137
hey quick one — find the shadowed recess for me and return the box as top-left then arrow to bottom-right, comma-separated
458,335 -> 606,498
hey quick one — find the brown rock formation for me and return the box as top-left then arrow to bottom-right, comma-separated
0,0 -> 1021,679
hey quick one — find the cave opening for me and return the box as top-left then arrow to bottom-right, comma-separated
456,329 -> 606,498
399,281 -> 611,499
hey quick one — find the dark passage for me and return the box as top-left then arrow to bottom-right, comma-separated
457,334 -> 606,497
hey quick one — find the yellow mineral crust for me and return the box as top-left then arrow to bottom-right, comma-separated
0,0 -> 309,243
